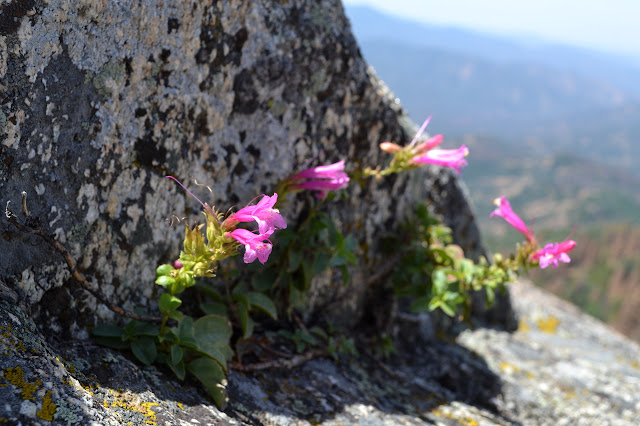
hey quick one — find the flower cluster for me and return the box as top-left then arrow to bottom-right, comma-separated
223,194 -> 287,264
490,196 -> 576,268
372,116 -> 469,177
167,177 -> 286,265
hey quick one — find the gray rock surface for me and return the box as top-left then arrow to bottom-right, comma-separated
2,280 -> 639,425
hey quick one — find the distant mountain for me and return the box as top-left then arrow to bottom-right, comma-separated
463,142 -> 640,237
357,39 -> 628,135
345,5 -> 640,96
345,6 -> 640,176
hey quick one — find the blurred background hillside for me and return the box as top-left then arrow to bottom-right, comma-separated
344,1 -> 640,341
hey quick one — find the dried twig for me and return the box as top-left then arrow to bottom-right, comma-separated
5,198 -> 162,323
230,348 -> 325,372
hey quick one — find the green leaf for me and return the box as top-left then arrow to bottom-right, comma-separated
251,269 -> 277,292
177,316 -> 197,348
193,315 -> 232,347
167,359 -> 186,381
313,251 -> 331,276
246,292 -> 278,319
200,302 -> 227,316
232,281 -> 249,295
155,275 -> 175,287
431,269 -> 448,295
123,320 -> 160,339
237,302 -> 254,339
92,324 -> 123,338
93,336 -> 129,350
439,302 -> 456,317
168,310 -> 184,322
171,345 -> 184,365
131,336 -> 157,366
299,330 -> 317,346
187,357 -> 228,409
156,264 -> 174,277
158,293 -> 182,313
409,296 -> 432,313
287,249 -> 303,273
485,286 -> 495,306
310,326 -> 328,341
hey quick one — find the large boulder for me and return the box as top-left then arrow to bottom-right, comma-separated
1,0 -> 491,334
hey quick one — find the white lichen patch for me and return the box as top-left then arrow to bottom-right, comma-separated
2,108 -> 25,149
19,400 -> 37,418
76,183 -> 99,224
0,37 -> 7,79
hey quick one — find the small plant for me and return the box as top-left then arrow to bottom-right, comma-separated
30,114 -> 573,409
392,203 -> 515,320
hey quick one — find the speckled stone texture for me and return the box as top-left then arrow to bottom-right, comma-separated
1,0 -> 489,336
2,280 -> 640,425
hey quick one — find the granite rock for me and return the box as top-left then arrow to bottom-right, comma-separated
0,0 -> 490,334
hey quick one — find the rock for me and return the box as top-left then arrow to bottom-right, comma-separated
0,0 -> 492,334
3,280 -> 640,425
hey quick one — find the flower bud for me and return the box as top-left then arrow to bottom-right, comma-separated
379,142 -> 402,153
173,260 -> 183,269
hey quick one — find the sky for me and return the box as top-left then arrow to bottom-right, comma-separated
343,0 -> 640,59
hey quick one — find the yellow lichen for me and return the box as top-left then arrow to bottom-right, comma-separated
3,366 -> 42,401
518,319 -> 530,332
36,390 -> 57,421
141,402 -> 159,420
499,362 -> 521,374
536,316 -> 560,334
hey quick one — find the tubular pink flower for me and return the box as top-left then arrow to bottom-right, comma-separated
490,196 -> 536,243
532,240 -> 577,269
413,134 -> 444,153
291,160 -> 350,198
224,193 -> 287,234
229,228 -> 274,264
410,145 -> 469,175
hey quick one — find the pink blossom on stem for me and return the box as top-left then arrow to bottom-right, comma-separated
224,193 -> 287,234
532,240 -> 577,269
410,145 -> 469,175
413,134 -> 444,153
291,160 -> 350,198
490,196 -> 536,243
229,228 -> 274,264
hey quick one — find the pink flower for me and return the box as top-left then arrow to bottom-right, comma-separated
532,240 -> 577,269
291,160 -> 350,198
224,193 -> 287,234
490,196 -> 536,243
413,134 -> 444,153
411,145 -> 469,175
228,228 -> 274,264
